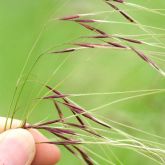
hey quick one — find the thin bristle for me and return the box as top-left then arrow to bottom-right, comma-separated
84,35 -> 110,38
65,123 -> 103,138
34,126 -> 77,135
65,123 -> 86,129
51,48 -> 76,54
74,19 -> 97,23
74,146 -> 94,165
64,145 -> 78,156
78,22 -> 107,35
60,15 -> 80,20
53,101 -> 64,122
105,1 -> 136,23
131,47 -> 165,75
118,37 -> 143,44
44,140 -> 81,145
73,43 -> 112,48
43,94 -> 69,99
119,11 -> 136,23
112,0 -> 124,3
73,43 -> 95,48
106,41 -> 127,49
26,119 -> 61,127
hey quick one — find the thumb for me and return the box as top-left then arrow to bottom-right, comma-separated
0,128 -> 36,165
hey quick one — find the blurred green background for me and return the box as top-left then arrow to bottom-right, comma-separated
0,0 -> 165,164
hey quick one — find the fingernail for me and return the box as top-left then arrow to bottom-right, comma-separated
0,128 -> 36,165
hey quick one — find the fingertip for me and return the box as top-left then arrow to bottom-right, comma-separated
29,129 -> 61,165
0,128 -> 35,165
0,117 -> 61,164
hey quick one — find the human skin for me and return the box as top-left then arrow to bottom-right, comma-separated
0,117 -> 61,165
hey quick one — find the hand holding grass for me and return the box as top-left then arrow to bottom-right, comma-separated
0,117 -> 60,165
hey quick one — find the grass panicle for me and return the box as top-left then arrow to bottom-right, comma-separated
4,0 -> 165,165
